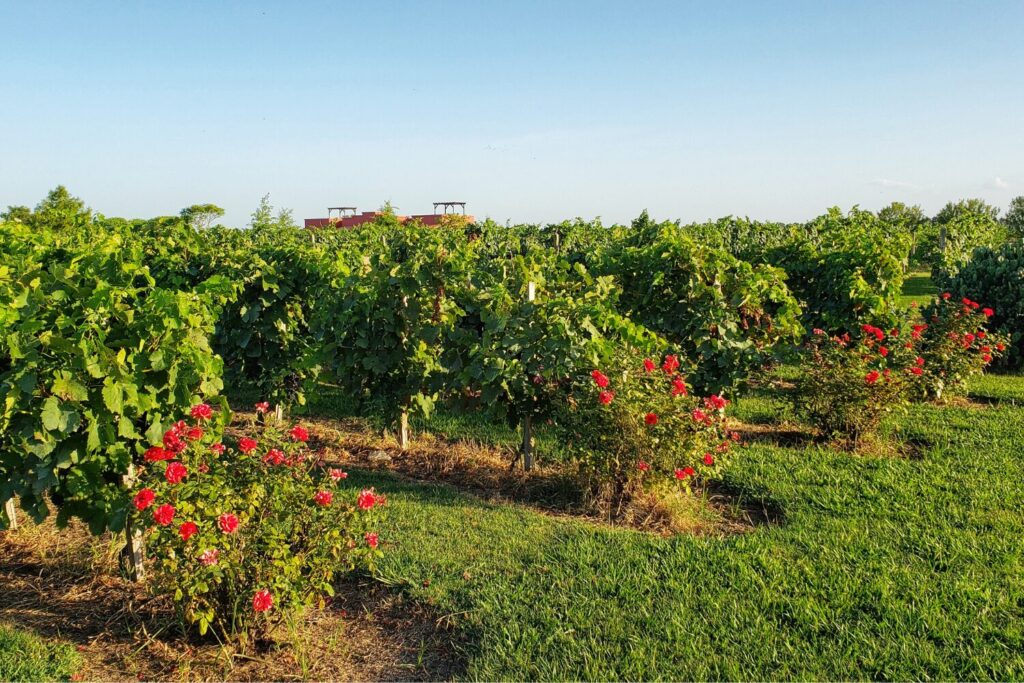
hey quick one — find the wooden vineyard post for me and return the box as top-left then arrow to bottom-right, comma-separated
398,290 -> 411,451
2,499 -> 16,530
399,409 -> 410,450
522,281 -> 536,471
938,225 -> 947,254
275,404 -> 284,422
121,464 -> 145,582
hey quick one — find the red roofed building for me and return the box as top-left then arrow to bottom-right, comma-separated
305,202 -> 473,229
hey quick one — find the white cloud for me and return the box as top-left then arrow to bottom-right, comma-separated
988,176 -> 1009,189
869,178 -> 921,190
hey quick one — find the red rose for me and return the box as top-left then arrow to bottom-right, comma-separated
238,437 -> 258,453
163,431 -> 185,454
153,504 -> 175,526
642,358 -> 656,372
703,394 -> 728,411
997,343 -> 1006,352
164,461 -> 187,484
865,370 -> 880,385
252,589 -> 273,612
144,446 -> 170,462
915,357 -> 925,367
910,367 -> 923,376
597,390 -> 615,405
190,403 -> 213,421
186,426 -> 203,441
644,412 -> 658,426
662,355 -> 680,374
218,513 -> 239,534
178,521 -> 198,542
983,307 -> 994,317
357,489 -> 379,510
263,448 -> 286,466
977,331 -> 986,339
879,346 -> 889,358
637,461 -> 650,472
942,292 -> 951,300
365,532 -> 379,549
982,354 -> 992,363
703,453 -> 715,466
329,468 -> 348,481
671,378 -> 688,397
674,467 -> 695,480
254,402 -> 270,414
199,548 -> 219,566
289,425 -> 309,442
314,490 -> 333,506
133,488 -> 155,511
590,370 -> 610,388
691,408 -> 707,423
211,443 -> 226,455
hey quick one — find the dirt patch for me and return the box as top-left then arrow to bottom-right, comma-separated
231,412 -> 778,537
0,519 -> 464,682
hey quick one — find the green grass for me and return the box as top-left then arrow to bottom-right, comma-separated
319,269 -> 1024,678
900,269 -> 938,308
0,624 -> 79,682
331,372 -> 1024,679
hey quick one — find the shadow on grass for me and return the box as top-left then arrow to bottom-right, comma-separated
733,423 -> 818,449
704,479 -> 785,529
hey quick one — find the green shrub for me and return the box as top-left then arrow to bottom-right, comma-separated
0,234 -> 229,533
134,407 -> 382,641
948,242 -> 1024,368
762,208 -> 911,332
553,349 -> 734,509
913,294 -> 1007,401
597,222 -> 803,392
793,324 -> 922,446
314,222 -> 478,428
460,253 -> 664,428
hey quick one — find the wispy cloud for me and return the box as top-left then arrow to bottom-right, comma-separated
987,176 -> 1009,189
869,178 -> 921,191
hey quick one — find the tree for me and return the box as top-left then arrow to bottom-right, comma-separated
878,202 -> 925,230
934,198 -> 1000,224
1005,196 -> 1024,239
878,202 -> 928,265
8,186 -> 93,231
249,194 -> 297,231
929,198 -> 1006,283
180,204 -> 225,230
1,206 -> 31,223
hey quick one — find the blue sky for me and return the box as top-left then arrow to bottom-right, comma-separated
2,1 -> 1022,227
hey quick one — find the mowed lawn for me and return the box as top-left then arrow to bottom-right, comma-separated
332,371 -> 1024,680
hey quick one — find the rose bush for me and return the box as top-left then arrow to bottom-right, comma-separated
947,242 -> 1024,369
553,350 -> 736,510
132,405 -> 383,642
793,324 -> 925,446
913,294 -> 1006,401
